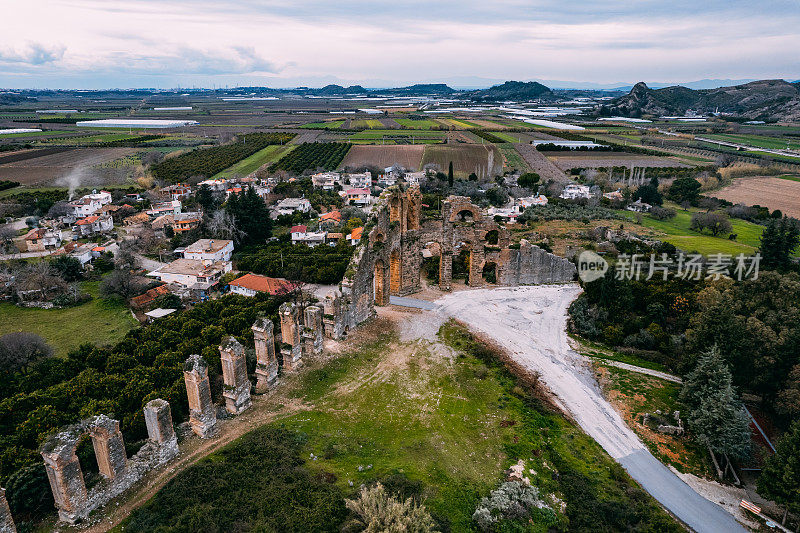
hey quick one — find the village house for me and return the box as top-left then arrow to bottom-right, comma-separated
151,214 -> 175,236
228,273 -> 294,297
342,188 -> 371,207
318,210 -> 342,228
344,172 -> 372,189
290,225 -> 327,247
147,258 -> 227,300
347,226 -> 363,246
311,172 -> 341,191
559,183 -> 593,200
487,204 -> 524,222
22,227 -> 62,252
183,239 -> 234,265
147,200 -> 182,218
275,198 -> 311,217
197,179 -> 227,192
130,284 -> 171,310
123,212 -> 150,226
173,212 -> 202,233
603,189 -> 625,202
58,242 -> 94,265
73,214 -> 114,237
159,184 -> 193,201
518,195 -> 549,208
626,199 -> 652,213
403,171 -> 425,184
66,190 -> 112,220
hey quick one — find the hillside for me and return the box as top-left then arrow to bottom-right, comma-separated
468,80 -> 553,101
605,79 -> 800,121
371,83 -> 456,96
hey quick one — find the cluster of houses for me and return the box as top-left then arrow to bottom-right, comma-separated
557,183 -> 653,213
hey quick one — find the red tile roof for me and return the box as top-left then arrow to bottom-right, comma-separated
320,210 -> 342,221
290,225 -> 308,234
350,227 -> 363,240
130,284 -> 171,309
75,215 -> 99,225
229,273 -> 295,295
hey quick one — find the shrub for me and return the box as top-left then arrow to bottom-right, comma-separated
345,482 -> 437,533
472,481 -> 555,531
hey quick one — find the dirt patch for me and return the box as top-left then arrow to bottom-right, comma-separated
420,144 -> 502,179
0,147 -> 137,186
512,143 -> 570,183
714,176 -> 800,218
339,144 -> 424,170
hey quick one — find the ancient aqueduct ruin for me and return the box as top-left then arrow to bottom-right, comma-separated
0,185 -> 576,531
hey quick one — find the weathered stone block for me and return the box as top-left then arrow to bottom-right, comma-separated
0,488 -> 17,533
183,355 -> 218,438
304,305 -> 324,354
279,303 -> 303,370
219,337 -> 252,415
252,317 -> 278,392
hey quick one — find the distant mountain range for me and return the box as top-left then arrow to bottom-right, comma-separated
605,79 -> 800,121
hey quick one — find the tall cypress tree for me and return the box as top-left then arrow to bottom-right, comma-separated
447,161 -> 454,187
760,216 -> 800,270
758,421 -> 800,524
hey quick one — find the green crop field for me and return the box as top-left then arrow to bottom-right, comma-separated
492,131 -> 527,143
348,129 -> 447,144
394,118 -> 441,130
498,143 -> 532,172
705,133 -> 800,151
214,144 -> 296,178
350,119 -> 384,129
618,204 -> 765,256
0,280 -> 137,357
0,130 -> 72,138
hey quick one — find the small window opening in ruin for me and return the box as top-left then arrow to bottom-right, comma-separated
482,262 -> 498,284
457,209 -> 474,222
76,434 -> 101,490
485,229 -> 499,245
453,247 -> 471,280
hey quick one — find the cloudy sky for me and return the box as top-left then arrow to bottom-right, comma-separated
1,0 -> 798,89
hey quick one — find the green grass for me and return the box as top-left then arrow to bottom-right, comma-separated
619,204 -> 764,256
491,131 -> 526,143
705,133 -> 800,151
0,280 -> 137,357
213,144 -> 296,178
777,174 -> 800,182
349,119 -> 384,129
0,130 -> 72,138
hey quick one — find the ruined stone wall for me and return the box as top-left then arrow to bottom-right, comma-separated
183,355 -> 217,438
219,337 -> 252,415
499,240 -> 577,285
252,318 -> 278,392
0,488 -> 15,533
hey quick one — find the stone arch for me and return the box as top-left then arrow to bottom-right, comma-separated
41,415 -> 127,523
456,209 -> 475,222
389,248 -> 402,295
374,258 -> 388,305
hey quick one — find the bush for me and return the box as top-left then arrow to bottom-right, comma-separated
345,482 -> 437,532
649,206 -> 676,220
472,481 -> 555,531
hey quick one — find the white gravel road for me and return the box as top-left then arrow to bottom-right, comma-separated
433,284 -> 745,533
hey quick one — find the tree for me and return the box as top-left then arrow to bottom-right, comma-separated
225,186 -> 272,247
99,269 -> 139,299
760,216 -> 800,270
758,420 -> 800,524
195,183 -> 218,213
447,161 -> 454,187
668,177 -> 702,204
0,332 -> 53,374
468,172 -> 478,181
634,184 -> 662,206
690,212 -> 732,237
517,172 -> 540,189
485,186 -> 508,207
680,346 -> 752,463
206,209 -> 245,243
50,255 -> 83,282
46,201 -> 72,220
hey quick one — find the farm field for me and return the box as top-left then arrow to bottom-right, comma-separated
420,144 -> 502,179
713,176 -> 800,218
704,133 -> 800,151
0,130 -> 73,138
394,118 -> 441,130
0,147 -> 138,185
545,152 -> 691,170
617,205 -> 765,256
213,144 -> 296,178
299,120 -> 345,129
438,118 -> 479,129
0,280 -> 137,357
497,143 -> 532,173
513,143 -> 570,182
349,129 -> 447,144
349,119 -> 384,129
338,144 -> 425,171
467,118 -> 513,130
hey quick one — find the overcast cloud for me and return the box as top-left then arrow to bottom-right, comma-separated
0,0 -> 797,88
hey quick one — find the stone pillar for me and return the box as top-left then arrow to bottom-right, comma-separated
322,293 -> 344,339
279,302 -> 302,370
144,399 -> 177,446
183,355 -> 217,438
304,305 -> 324,354
0,488 -> 16,533
219,337 -> 252,414
439,251 -> 452,291
41,448 -> 88,524
89,416 -> 127,480
252,318 -> 278,392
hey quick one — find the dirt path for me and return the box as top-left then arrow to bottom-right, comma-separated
432,285 -> 746,533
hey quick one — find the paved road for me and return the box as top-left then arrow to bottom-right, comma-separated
434,285 -> 745,533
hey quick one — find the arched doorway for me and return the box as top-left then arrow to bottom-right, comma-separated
482,261 -> 498,284
456,209 -> 475,222
484,229 -> 499,245
453,242 -> 472,282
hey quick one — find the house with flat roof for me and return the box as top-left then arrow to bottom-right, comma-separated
22,228 -> 62,252
559,184 -> 592,200
275,198 -> 311,216
228,273 -> 295,297
147,258 -> 228,300
183,239 -> 234,264
173,212 -> 202,233
342,188 -> 371,206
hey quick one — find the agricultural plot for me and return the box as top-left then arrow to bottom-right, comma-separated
420,144 -> 502,179
0,147 -> 138,185
214,144 -> 296,178
338,144 -> 425,171
349,119 -> 384,129
467,119 -> 513,130
269,142 -> 351,173
704,133 -> 800,151
513,143 -> 571,183
713,176 -> 800,218
394,118 -> 441,130
545,152 -> 691,170
299,120 -> 345,129
498,143 -> 532,173
348,129 -> 446,144
438,118 -> 479,129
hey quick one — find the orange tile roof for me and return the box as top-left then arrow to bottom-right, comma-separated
130,284 -> 171,309
229,273 -> 295,295
320,210 -> 342,221
350,227 -> 363,240
75,215 -> 99,225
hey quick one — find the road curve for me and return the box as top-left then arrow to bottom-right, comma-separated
434,284 -> 745,533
